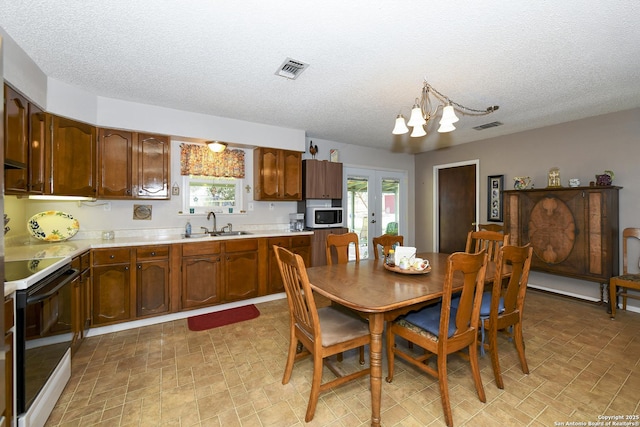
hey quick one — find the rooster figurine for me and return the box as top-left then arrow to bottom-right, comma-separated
309,140 -> 318,159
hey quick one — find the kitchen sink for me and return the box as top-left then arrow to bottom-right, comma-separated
211,231 -> 252,236
182,233 -> 210,239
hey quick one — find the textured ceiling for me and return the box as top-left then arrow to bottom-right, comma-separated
1,1 -> 639,153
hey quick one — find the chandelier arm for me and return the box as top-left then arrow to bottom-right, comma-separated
425,82 -> 497,115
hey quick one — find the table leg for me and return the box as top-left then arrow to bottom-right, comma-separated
368,313 -> 384,427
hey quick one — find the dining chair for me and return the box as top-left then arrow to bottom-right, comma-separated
465,230 -> 509,262
482,244 -> 533,389
325,232 -> 360,265
609,227 -> 640,319
476,223 -> 504,233
274,245 -> 371,422
386,250 -> 488,427
372,234 -> 404,260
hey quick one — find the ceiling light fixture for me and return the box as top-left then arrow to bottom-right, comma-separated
393,80 -> 499,137
207,141 -> 227,153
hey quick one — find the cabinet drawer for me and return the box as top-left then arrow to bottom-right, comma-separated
225,239 -> 258,253
136,245 -> 169,260
182,241 -> 221,257
268,236 -> 291,249
93,248 -> 131,265
4,297 -> 14,332
292,236 -> 311,247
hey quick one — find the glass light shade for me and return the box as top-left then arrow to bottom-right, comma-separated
439,105 -> 459,125
392,115 -> 409,134
437,122 -> 456,133
207,141 -> 227,152
410,124 -> 427,137
407,104 -> 427,127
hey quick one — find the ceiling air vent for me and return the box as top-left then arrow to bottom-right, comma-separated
473,121 -> 503,131
275,58 -> 309,80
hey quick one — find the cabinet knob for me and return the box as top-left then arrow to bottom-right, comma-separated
137,264 -> 141,269
151,252 -> 156,256
110,255 -> 115,259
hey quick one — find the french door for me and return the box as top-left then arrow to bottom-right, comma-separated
344,167 -> 407,259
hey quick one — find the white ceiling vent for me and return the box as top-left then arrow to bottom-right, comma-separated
275,58 -> 309,80
473,121 -> 503,131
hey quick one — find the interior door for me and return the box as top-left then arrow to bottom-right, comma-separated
345,167 -> 407,259
435,161 -> 478,253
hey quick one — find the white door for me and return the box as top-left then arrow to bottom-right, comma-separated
344,167 -> 407,259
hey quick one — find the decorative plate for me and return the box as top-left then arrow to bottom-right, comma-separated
28,211 -> 80,242
383,263 -> 431,275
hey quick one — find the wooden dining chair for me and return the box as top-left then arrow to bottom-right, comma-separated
482,244 -> 533,389
325,232 -> 360,265
274,245 -> 371,422
609,227 -> 640,319
465,230 -> 509,263
476,223 -> 504,233
372,234 -> 404,260
386,250 -> 488,427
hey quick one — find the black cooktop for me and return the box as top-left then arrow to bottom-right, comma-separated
4,257 -> 67,282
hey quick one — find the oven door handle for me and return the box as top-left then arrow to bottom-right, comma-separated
26,269 -> 79,304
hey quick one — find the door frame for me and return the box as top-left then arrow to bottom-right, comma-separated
432,159 -> 480,252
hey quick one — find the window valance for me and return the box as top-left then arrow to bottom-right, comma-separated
179,143 -> 245,178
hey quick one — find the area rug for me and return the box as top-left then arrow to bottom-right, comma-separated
187,304 -> 260,331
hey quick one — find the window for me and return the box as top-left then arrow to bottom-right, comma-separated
183,176 -> 243,214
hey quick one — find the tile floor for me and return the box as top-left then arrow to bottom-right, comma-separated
45,290 -> 640,426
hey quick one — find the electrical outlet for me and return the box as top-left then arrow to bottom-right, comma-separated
248,202 -> 254,211
269,203 -> 275,211
103,202 -> 111,211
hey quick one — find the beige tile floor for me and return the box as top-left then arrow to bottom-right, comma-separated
45,290 -> 640,426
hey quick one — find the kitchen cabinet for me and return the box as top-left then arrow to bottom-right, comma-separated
4,84 -> 28,193
71,250 -> 91,354
98,130 -> 170,199
46,114 -> 97,197
310,228 -> 349,266
181,242 -> 223,309
303,159 -> 343,199
267,235 -> 311,293
253,147 -> 302,201
91,248 -> 133,326
136,245 -> 170,317
503,186 -> 620,291
4,297 -> 14,425
28,103 -> 46,194
224,239 -> 260,301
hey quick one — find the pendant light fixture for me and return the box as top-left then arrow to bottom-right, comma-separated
207,141 -> 227,153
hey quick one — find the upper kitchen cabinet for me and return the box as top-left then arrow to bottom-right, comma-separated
97,130 -> 170,199
4,84 -> 29,193
303,159 -> 343,199
253,147 -> 302,201
46,114 -> 97,197
28,104 -> 47,194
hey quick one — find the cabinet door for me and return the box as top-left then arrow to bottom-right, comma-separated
303,159 -> 324,199
134,133 -> 170,199
71,273 -> 83,354
4,85 -> 29,193
182,256 -> 222,309
267,237 -> 291,294
92,264 -> 132,325
224,239 -> 259,301
4,298 -> 14,424
48,115 -> 97,197
324,161 -> 343,199
28,104 -> 46,194
311,228 -> 348,266
136,260 -> 170,317
98,128 -> 133,198
254,147 -> 279,200
281,150 -> 302,200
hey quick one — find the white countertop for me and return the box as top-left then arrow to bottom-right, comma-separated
4,229 -> 314,295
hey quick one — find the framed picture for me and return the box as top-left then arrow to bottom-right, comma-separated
487,175 -> 504,222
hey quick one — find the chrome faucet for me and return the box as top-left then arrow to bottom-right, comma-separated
221,223 -> 233,233
207,211 -> 217,233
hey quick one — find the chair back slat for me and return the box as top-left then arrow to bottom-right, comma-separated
326,232 -> 360,265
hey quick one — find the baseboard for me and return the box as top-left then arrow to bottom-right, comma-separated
528,283 -> 640,314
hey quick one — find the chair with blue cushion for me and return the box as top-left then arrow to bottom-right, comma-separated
483,244 -> 533,389
385,250 -> 488,427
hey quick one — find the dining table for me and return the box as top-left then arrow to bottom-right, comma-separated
305,251 -> 504,427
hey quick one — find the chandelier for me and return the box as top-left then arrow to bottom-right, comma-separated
392,80 -> 499,137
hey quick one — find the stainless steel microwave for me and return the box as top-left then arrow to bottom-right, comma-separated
305,207 -> 344,228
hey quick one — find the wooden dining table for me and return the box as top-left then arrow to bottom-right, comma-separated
305,251 -> 503,427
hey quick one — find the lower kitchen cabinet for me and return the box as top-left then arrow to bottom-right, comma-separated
267,235 -> 311,293
91,248 -> 133,326
224,239 -> 259,301
181,242 -> 223,310
310,228 -> 348,266
71,250 -> 91,353
136,246 -> 170,317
